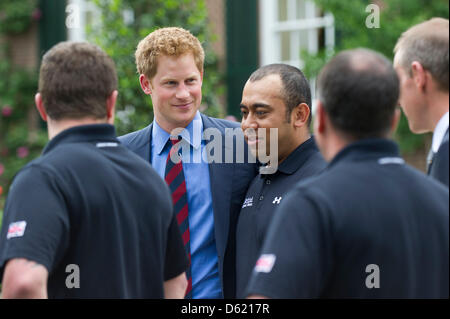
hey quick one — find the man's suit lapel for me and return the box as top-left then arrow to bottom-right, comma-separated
134,123 -> 153,163
147,123 -> 153,163
428,128 -> 449,174
201,113 -> 233,258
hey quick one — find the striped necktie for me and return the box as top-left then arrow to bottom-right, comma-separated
164,137 -> 192,298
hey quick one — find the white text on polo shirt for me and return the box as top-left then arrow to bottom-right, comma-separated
242,197 -> 253,208
272,197 -> 282,204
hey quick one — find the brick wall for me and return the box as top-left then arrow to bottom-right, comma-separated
9,23 -> 39,70
205,0 -> 226,67
205,0 -> 227,114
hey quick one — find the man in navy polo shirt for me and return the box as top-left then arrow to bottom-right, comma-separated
236,64 -> 326,298
247,49 -> 449,298
0,42 -> 188,298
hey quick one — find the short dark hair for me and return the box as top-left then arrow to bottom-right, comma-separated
317,48 -> 399,140
248,64 -> 312,125
39,41 -> 118,120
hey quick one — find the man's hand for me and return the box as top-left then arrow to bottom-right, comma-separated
164,272 -> 188,299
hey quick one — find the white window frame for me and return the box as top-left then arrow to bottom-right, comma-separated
259,0 -> 334,111
66,0 -> 133,42
66,0 -> 99,41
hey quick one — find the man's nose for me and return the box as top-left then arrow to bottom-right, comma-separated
241,113 -> 258,131
175,84 -> 190,99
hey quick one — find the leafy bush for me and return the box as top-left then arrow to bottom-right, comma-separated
0,0 -> 46,206
0,0 -> 38,34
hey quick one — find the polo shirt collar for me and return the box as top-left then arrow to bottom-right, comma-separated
43,124 -> 117,154
261,136 -> 319,177
329,138 -> 400,168
279,136 -> 319,174
152,111 -> 202,155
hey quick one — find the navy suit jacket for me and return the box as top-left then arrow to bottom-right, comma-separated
118,113 -> 258,298
429,129 -> 449,188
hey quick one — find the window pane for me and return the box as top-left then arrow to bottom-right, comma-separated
299,29 -> 308,52
296,0 -> 306,19
280,31 -> 291,61
278,0 -> 288,22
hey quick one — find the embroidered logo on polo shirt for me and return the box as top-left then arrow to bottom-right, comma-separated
242,197 -> 253,208
378,157 -> 405,165
7,221 -> 27,239
272,197 -> 282,204
96,142 -> 118,148
255,254 -> 276,273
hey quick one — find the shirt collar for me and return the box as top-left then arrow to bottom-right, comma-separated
43,124 -> 117,154
277,137 -> 320,175
432,111 -> 449,153
152,111 -> 203,155
329,138 -> 400,168
260,137 -> 320,177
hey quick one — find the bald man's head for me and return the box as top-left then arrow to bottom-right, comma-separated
317,48 -> 399,140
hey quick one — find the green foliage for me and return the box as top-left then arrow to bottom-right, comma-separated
0,43 -> 46,199
0,0 -> 39,34
303,0 -> 449,153
89,0 -> 223,135
0,0 -> 45,211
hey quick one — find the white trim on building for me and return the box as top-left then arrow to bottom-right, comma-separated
259,0 -> 335,112
66,0 -> 133,42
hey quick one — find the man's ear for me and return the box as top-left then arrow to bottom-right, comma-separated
292,103 -> 310,128
314,100 -> 326,136
390,107 -> 401,135
139,74 -> 153,95
411,61 -> 427,92
35,93 -> 47,122
106,90 -> 118,125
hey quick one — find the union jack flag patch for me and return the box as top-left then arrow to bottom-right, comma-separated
255,254 -> 276,273
7,221 -> 27,239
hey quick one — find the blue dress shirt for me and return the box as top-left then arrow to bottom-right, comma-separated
151,111 -> 222,298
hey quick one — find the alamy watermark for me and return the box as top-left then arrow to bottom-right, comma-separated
65,264 -> 80,289
66,4 -> 81,29
167,120 -> 279,174
365,4 -> 380,29
365,264 -> 380,289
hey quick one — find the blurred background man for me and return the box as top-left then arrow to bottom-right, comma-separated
394,18 -> 449,187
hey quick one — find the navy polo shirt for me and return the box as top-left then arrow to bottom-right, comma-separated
0,124 -> 188,298
235,137 -> 326,298
247,139 -> 449,298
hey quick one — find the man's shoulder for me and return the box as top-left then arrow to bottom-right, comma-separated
301,148 -> 327,174
201,113 -> 241,132
118,124 -> 152,149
